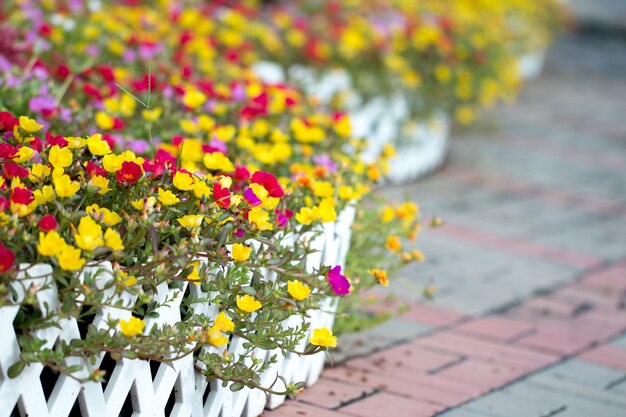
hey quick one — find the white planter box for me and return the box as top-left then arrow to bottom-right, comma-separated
0,207 -> 355,417
252,62 -> 449,182
518,49 -> 547,81
385,113 -> 451,185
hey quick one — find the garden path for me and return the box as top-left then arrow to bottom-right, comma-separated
264,28 -> 626,417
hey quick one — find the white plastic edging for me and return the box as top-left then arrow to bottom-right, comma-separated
518,49 -> 547,81
0,207 -> 355,417
252,62 -> 450,183
385,112 -> 451,185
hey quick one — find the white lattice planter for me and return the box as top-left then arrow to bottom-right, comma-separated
517,49 -> 547,81
0,208 -> 355,417
253,62 -> 449,182
385,112 -> 451,185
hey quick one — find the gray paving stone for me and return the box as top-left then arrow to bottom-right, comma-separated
611,334 -> 626,349
525,375 -> 626,409
534,359 -> 626,389
459,391 -> 563,417
331,318 -> 431,363
436,409 -> 498,417
502,382 -> 625,417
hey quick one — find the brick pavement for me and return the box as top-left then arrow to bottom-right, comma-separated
264,32 -> 626,417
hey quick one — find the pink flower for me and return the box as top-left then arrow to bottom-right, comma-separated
327,266 -> 351,295
244,187 -> 262,207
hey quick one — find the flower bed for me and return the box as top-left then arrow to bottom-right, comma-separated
0,1 -> 567,416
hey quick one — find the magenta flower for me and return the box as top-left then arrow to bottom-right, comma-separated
327,266 -> 351,295
244,187 -> 262,207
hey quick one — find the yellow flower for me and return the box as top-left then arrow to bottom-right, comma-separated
29,164 -> 51,182
173,171 -> 195,191
95,111 -> 114,130
75,216 -> 104,251
54,175 -> 80,198
193,181 -> 211,199
14,146 -> 35,163
19,116 -> 43,133
317,198 -> 337,223
87,134 -> 112,155
309,328 -> 337,348
311,181 -> 334,198
34,185 -> 55,204
119,270 -> 137,286
206,326 -> 228,347
119,316 -> 145,337
411,249 -> 425,262
231,243 -> 252,262
56,245 -> 86,271
368,269 -> 389,287
142,107 -> 162,122
248,207 -> 273,231
386,235 -> 402,252
38,231 -> 66,257
177,214 -> 204,228
131,196 -> 157,211
382,206 -> 395,223
86,204 -> 121,225
104,228 -> 124,251
214,311 -> 234,333
89,175 -> 111,194
236,295 -> 262,313
203,152 -> 234,172
287,280 -> 311,301
186,261 -> 202,283
158,187 -> 180,205
48,145 -> 73,169
10,200 -> 37,217
182,89 -> 207,109
66,136 -> 87,149
295,206 -> 319,225
366,164 -> 381,181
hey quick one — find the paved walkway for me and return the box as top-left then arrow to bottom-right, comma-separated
264,31 -> 626,417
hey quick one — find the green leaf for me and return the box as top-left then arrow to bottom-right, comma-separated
7,362 -> 25,378
122,350 -> 138,359
110,352 -> 122,361
229,382 -> 245,392
241,286 -> 256,296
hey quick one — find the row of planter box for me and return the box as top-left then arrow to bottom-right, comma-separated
1,50 -> 546,417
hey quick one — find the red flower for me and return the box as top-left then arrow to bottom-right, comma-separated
0,243 -> 15,272
112,118 -> 125,130
213,182 -> 231,208
30,137 -> 43,152
46,132 -> 69,148
251,171 -> 284,198
10,187 -> 34,205
39,214 -> 58,231
0,197 -> 8,211
0,112 -> 18,131
98,65 -> 116,82
3,161 -> 29,179
85,161 -> 107,177
83,83 -> 103,100
55,65 -> 71,80
234,166 -> 250,182
116,161 -> 143,183
0,144 -> 18,159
